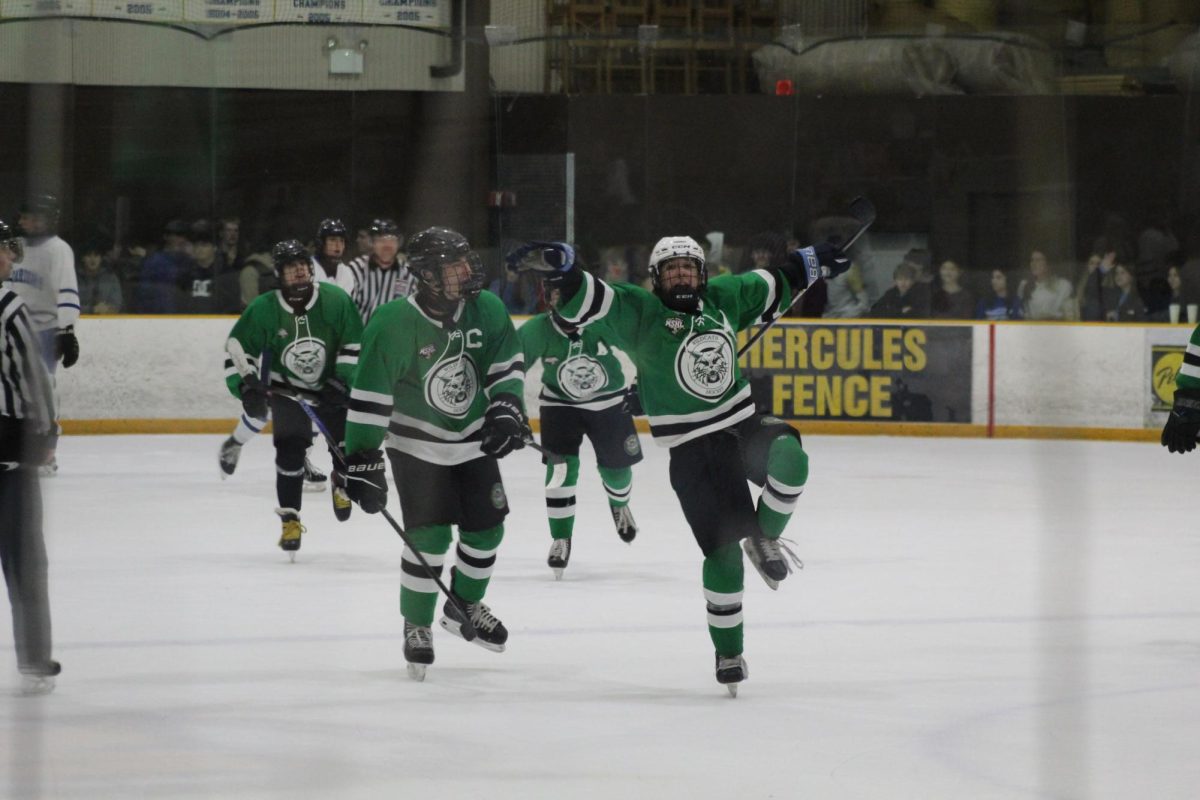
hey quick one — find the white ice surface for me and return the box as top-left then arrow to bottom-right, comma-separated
2,434 -> 1198,799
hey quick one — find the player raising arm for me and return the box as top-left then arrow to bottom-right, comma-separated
511,235 -> 847,695
342,227 -> 527,681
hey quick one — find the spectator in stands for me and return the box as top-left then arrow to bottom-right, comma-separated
217,217 -> 245,276
180,222 -> 240,313
1077,251 -> 1118,321
76,240 -> 123,314
823,261 -> 870,318
870,262 -> 930,319
238,245 -> 276,309
930,259 -> 974,319
1106,263 -> 1146,323
136,219 -> 192,313
354,225 -> 373,260
1091,212 -> 1135,267
1018,250 -> 1076,320
975,269 -> 1023,320
737,231 -> 789,276
1135,210 -> 1179,318
1148,265 -> 1189,322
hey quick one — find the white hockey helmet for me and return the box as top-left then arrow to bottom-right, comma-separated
648,235 -> 706,280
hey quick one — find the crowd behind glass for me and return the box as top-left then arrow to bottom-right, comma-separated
66,211 -> 1195,324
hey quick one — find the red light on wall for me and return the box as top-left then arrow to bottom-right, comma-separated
775,79 -> 794,96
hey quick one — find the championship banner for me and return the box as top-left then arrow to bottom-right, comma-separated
91,0 -> 183,22
1,0 -> 91,16
3,0 -> 447,23
358,0 -> 447,26
272,0 -> 361,25
738,322 -> 972,423
183,0 -> 270,24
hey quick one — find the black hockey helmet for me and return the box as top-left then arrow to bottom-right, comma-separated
407,226 -> 484,316
19,193 -> 61,235
271,239 -> 314,305
0,218 -> 23,263
369,217 -> 401,240
316,217 -> 348,244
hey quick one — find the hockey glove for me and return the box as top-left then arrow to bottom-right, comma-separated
481,393 -> 528,459
55,326 -> 79,368
622,383 -> 644,417
319,378 -> 349,411
1161,387 -> 1200,453
344,448 -> 388,514
239,374 -> 269,420
507,241 -> 583,297
786,243 -> 851,290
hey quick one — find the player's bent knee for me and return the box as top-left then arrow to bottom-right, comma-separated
459,524 -> 504,552
406,524 -> 454,554
768,434 -> 808,486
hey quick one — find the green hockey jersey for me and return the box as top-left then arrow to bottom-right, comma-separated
345,292 -> 525,465
1177,324 -> 1200,391
519,312 -> 629,411
224,283 -> 362,399
557,269 -> 793,447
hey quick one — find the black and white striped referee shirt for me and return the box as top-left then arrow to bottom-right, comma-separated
0,286 -> 56,449
345,255 -> 417,323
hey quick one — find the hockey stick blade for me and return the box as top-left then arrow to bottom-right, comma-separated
524,438 -> 568,490
282,389 -> 478,643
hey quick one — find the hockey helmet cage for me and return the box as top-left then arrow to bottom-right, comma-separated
0,218 -> 23,263
407,226 -> 485,309
648,236 -> 706,287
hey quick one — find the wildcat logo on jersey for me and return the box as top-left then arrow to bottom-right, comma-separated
557,355 -> 608,400
424,355 -> 479,418
676,331 -> 733,399
664,317 -> 684,335
419,344 -> 436,359
282,338 -> 328,386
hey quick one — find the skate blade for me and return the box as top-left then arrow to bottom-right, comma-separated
552,568 -> 564,581
406,663 -> 427,682
302,482 -> 327,493
439,617 -> 505,653
726,684 -> 739,698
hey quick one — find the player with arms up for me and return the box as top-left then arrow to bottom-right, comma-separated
519,267 -> 641,579
511,235 -> 847,695
342,227 -> 528,681
223,240 -> 362,559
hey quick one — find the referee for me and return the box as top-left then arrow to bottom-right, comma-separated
344,218 -> 416,322
0,217 -> 60,695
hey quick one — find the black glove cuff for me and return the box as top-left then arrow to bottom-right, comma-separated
1174,387 -> 1200,412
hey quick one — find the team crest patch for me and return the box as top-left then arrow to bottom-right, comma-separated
424,356 -> 479,418
282,338 -> 328,387
490,482 -> 507,509
544,357 -> 559,365
277,328 -> 288,339
665,317 -> 685,334
676,331 -> 734,400
419,344 -> 436,359
623,434 -> 640,456
557,356 -> 608,400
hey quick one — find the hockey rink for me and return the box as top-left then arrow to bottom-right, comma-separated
2,432 -> 1198,799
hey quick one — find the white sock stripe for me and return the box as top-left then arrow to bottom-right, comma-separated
402,549 -> 445,568
400,574 -> 439,594
767,475 -> 805,496
603,484 -> 632,500
760,489 -> 798,515
547,507 -> 576,519
704,588 -> 744,605
276,466 -> 305,477
707,611 -> 744,629
544,486 -> 577,499
453,562 -> 494,580
457,542 -> 497,560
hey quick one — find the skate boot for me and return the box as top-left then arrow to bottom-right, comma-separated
403,622 -> 434,681
218,437 -> 241,479
547,538 -> 572,581
302,457 -> 327,492
610,504 -> 637,543
742,534 -> 800,591
275,508 -> 305,561
19,660 -> 61,696
38,454 -> 58,478
715,652 -> 747,697
331,471 -> 352,522
439,597 -> 508,653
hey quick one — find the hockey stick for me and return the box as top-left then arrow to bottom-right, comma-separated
279,390 -> 479,643
523,436 -> 568,489
737,196 -> 876,358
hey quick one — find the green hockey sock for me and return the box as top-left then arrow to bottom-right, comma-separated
546,455 -> 581,540
597,464 -> 633,508
449,525 -> 505,604
757,434 -> 808,540
703,542 -> 745,657
399,524 -> 452,626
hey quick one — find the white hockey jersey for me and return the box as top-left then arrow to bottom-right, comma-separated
312,256 -> 357,296
9,235 -> 79,332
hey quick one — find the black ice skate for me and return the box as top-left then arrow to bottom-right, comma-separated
404,622 -> 434,681
610,504 -> 637,543
715,652 -> 748,698
302,457 -> 327,492
547,538 -> 572,581
19,660 -> 61,696
275,507 -> 304,562
742,534 -> 801,590
439,597 -> 508,652
218,437 -> 241,479
331,472 -> 352,522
